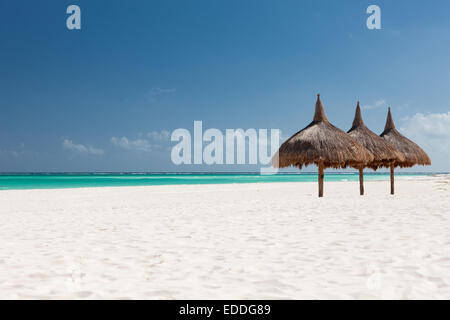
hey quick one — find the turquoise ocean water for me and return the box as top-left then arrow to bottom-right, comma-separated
0,173 -> 430,190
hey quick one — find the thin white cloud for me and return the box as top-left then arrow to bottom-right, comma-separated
400,112 -> 450,139
149,87 -> 176,96
0,149 -> 19,157
111,137 -> 151,152
147,130 -> 170,141
362,99 -> 387,110
112,130 -> 171,152
0,143 -> 35,158
63,139 -> 104,155
400,111 -> 450,170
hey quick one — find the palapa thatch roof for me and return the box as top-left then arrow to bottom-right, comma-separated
347,102 -> 405,170
380,108 -> 431,168
273,95 -> 374,169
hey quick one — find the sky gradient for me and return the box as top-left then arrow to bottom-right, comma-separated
1,0 -> 449,172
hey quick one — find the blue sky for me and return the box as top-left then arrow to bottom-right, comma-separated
1,0 -> 449,172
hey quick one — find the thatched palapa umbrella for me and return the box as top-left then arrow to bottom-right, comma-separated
380,108 -> 431,194
347,102 -> 405,195
272,94 -> 374,197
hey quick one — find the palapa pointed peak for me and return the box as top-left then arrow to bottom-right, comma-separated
384,107 -> 396,130
352,102 -> 365,127
313,94 -> 329,123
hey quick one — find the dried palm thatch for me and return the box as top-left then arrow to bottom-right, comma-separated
272,94 -> 374,197
380,107 -> 431,194
347,102 -> 405,195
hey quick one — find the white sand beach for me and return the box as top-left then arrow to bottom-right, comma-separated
0,175 -> 449,299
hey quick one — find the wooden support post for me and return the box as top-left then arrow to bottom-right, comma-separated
390,164 -> 395,195
359,167 -> 364,196
318,163 -> 324,198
